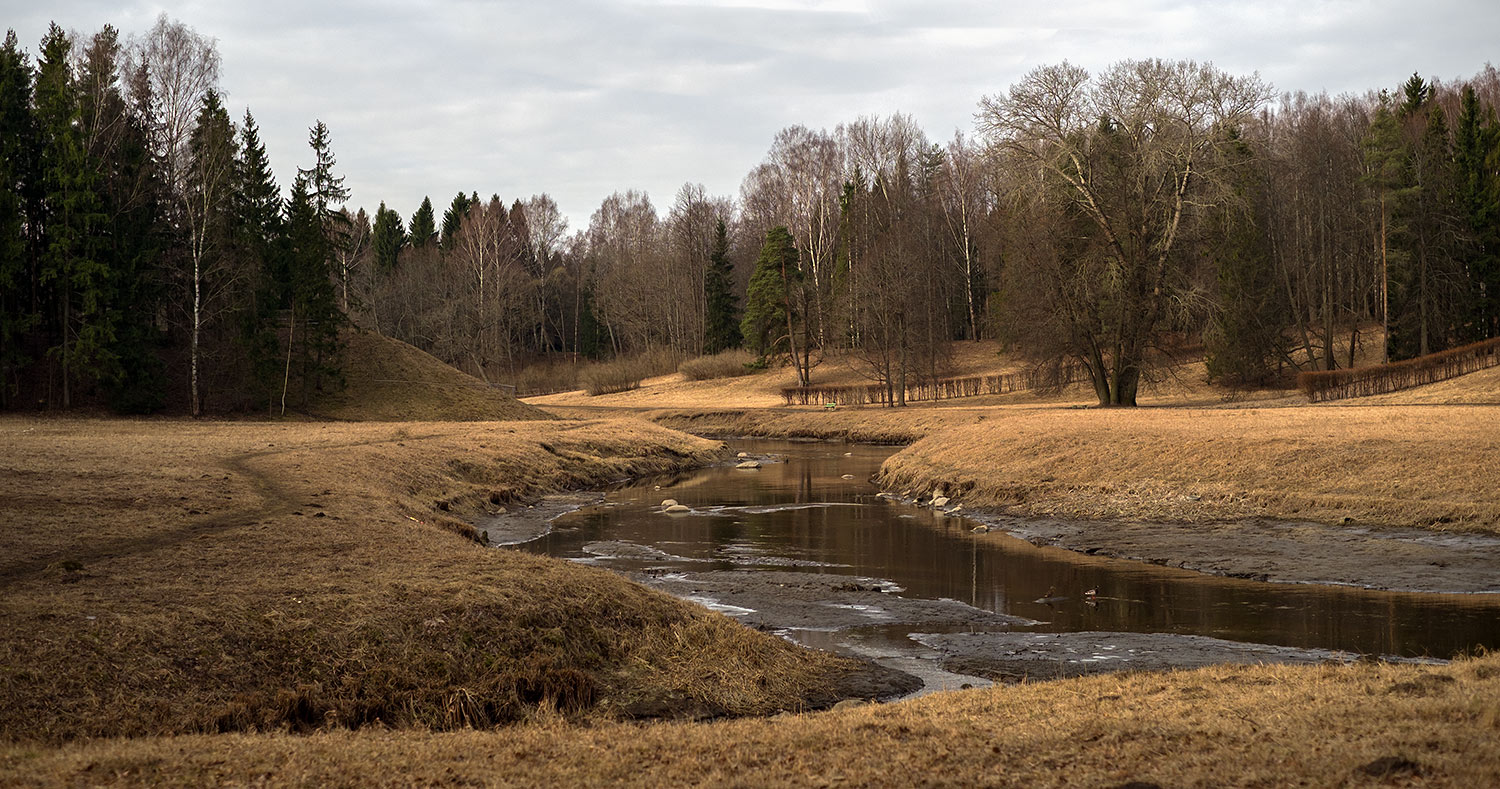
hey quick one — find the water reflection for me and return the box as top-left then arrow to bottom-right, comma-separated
517,440 -> 1500,660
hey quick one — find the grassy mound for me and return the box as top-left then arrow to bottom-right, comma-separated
309,331 -> 551,421
0,418 -> 854,743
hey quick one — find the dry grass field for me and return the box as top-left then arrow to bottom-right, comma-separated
0,417 -> 855,743
6,653 -> 1498,787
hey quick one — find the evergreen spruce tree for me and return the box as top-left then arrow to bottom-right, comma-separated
235,111 -> 282,251
282,177 -> 343,407
35,23 -> 112,407
1363,97 -> 1415,363
741,226 -> 801,361
409,196 -> 436,248
236,110 -> 288,410
1389,104 -> 1468,359
702,219 -> 740,354
281,122 -> 349,406
440,191 -> 471,250
0,30 -> 37,407
1454,85 -> 1500,340
1204,132 -> 1286,385
83,31 -> 167,413
296,120 -> 350,242
371,202 -> 405,272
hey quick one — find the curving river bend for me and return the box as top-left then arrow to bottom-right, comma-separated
513,440 -> 1500,694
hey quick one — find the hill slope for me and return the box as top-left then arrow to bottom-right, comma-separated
310,331 -> 551,421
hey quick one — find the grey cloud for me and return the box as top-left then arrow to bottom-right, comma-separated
5,0 -> 1499,228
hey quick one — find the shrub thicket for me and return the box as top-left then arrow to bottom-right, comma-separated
679,350 -> 759,381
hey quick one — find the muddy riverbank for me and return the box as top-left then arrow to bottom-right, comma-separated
950,509 -> 1500,595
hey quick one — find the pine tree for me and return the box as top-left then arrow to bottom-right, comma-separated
409,196 -> 436,248
702,219 -> 740,353
1204,133 -> 1286,385
235,111 -> 282,251
0,30 -> 37,407
371,202 -> 405,272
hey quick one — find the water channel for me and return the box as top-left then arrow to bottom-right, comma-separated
514,440 -> 1500,690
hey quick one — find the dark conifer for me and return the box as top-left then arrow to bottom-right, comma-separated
409,196 -> 436,248
703,219 -> 741,354
372,202 -> 405,272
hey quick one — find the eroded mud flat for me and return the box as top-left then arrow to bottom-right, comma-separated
968,512 -> 1500,594
911,631 -> 1373,681
513,440 -> 1500,692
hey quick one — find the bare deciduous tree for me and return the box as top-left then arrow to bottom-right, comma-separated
979,59 -> 1271,405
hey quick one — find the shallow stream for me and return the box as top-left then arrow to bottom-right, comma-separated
514,440 -> 1500,693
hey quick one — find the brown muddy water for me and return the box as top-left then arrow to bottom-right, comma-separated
514,440 -> 1500,691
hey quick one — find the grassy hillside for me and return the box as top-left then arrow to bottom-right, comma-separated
309,331 -> 551,421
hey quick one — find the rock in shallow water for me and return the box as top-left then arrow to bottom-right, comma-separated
736,460 -> 762,469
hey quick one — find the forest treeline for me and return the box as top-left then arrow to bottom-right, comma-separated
2,16 -> 1498,411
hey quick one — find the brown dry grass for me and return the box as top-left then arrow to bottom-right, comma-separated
306,331 -> 550,421
880,405 -> 1500,533
5,653 -> 1498,787
0,417 -> 852,743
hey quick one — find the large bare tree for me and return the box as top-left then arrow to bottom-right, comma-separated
978,60 -> 1270,405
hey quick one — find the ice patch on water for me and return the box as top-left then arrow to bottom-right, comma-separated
581,541 -> 709,563
709,502 -> 864,516
684,595 -> 756,617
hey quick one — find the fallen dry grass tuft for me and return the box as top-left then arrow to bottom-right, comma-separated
5,652 -> 1499,787
0,417 -> 852,743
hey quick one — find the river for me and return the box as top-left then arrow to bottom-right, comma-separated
513,440 -> 1500,692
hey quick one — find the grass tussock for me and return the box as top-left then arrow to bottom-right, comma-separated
878,405 -> 1500,533
678,349 -> 760,381
0,417 -> 853,743
6,653 -> 1499,787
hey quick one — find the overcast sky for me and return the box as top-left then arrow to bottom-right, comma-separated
6,1 -> 1498,232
